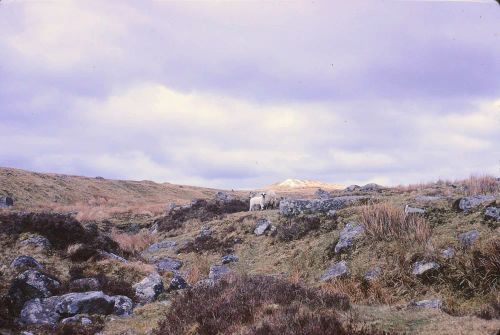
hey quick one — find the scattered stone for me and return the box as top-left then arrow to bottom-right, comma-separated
410,299 -> 442,309
456,195 -> 495,212
344,185 -> 361,192
404,205 -> 426,214
209,264 -> 231,281
441,247 -> 455,259
169,275 -> 189,291
215,191 -> 234,203
364,267 -> 381,281
221,254 -> 239,264
458,230 -> 479,248
8,269 -> 60,311
110,295 -> 134,317
360,183 -> 384,192
19,234 -> 52,250
269,225 -> 278,237
98,250 -> 127,263
155,258 -> 183,273
254,218 -> 271,235
415,195 -> 442,202
149,223 -> 159,234
327,210 -> 337,218
20,291 -> 129,325
133,272 -> 164,304
0,196 -> 14,208
61,314 -> 93,325
485,206 -> 500,221
315,188 -> 332,199
200,226 -> 212,238
334,223 -> 364,253
194,279 -> 215,289
146,240 -> 177,253
320,261 -> 348,281
69,278 -> 101,292
279,196 -> 368,217
412,261 -> 440,276
10,256 -> 43,270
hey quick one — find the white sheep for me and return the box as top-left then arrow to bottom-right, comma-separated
249,193 -> 266,211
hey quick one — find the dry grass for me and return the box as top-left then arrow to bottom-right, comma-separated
111,229 -> 156,255
360,203 -> 432,244
186,255 -> 211,284
458,175 -> 499,196
322,278 -> 393,305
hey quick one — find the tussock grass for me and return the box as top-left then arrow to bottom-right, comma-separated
111,229 -> 156,255
459,175 -> 499,196
360,203 -> 431,245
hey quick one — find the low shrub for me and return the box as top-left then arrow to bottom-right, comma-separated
177,235 -> 241,254
459,175 -> 499,196
276,215 -> 322,242
154,274 -> 350,335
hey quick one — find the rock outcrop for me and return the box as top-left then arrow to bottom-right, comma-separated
10,256 -> 43,270
279,196 -> 367,217
133,272 -> 164,304
320,261 -> 348,281
455,195 -> 495,212
334,223 -> 364,253
254,218 -> 271,235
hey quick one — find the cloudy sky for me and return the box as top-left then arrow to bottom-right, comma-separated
0,1 -> 499,189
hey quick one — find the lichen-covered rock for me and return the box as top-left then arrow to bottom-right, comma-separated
364,267 -> 381,281
20,291 -> 131,325
209,264 -> 231,281
415,195 -> 442,202
221,254 -> 239,264
215,191 -> 234,203
0,196 -> 14,208
344,185 -> 361,192
110,295 -> 133,317
360,183 -> 384,192
9,270 -> 60,311
315,188 -> 332,199
441,247 -> 455,259
10,256 -> 43,270
61,314 -> 93,325
320,261 -> 348,281
279,196 -> 367,217
155,258 -> 183,273
145,240 -> 177,253
456,195 -> 495,212
412,261 -> 440,276
485,206 -> 500,221
169,275 -> 189,291
410,299 -> 442,309
404,205 -> 426,214
19,234 -> 52,250
334,223 -> 364,253
133,272 -> 164,304
254,218 -> 271,236
458,230 -> 479,248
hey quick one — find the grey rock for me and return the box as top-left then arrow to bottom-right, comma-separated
9,270 -> 60,311
110,295 -> 133,317
315,188 -> 332,199
155,258 -> 183,273
457,195 -> 495,212
404,205 -> 426,214
360,183 -> 384,192
364,267 -> 381,281
441,247 -> 455,259
149,223 -> 159,234
20,332 -> 35,335
458,230 -> 479,248
254,218 -> 271,235
69,278 -> 101,292
0,195 -> 14,208
221,254 -> 239,264
320,261 -> 348,281
209,264 -> 231,281
194,279 -> 215,289
327,210 -> 337,218
146,240 -> 177,253
279,196 -> 368,217
215,191 -> 234,203
20,296 -> 61,325
55,291 -> 115,316
485,206 -> 500,221
133,272 -> 164,304
169,275 -> 189,291
412,261 -> 440,276
200,226 -> 212,238
98,250 -> 127,263
335,223 -> 364,253
61,314 -> 93,325
10,256 -> 43,270
411,299 -> 442,309
20,235 -> 52,250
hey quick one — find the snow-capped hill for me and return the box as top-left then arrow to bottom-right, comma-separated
268,179 -> 343,190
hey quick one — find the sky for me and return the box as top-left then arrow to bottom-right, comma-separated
0,0 -> 499,189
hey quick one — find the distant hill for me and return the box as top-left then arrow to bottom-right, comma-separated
266,178 -> 343,190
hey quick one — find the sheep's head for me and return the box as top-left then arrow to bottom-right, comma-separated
261,193 -> 266,198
